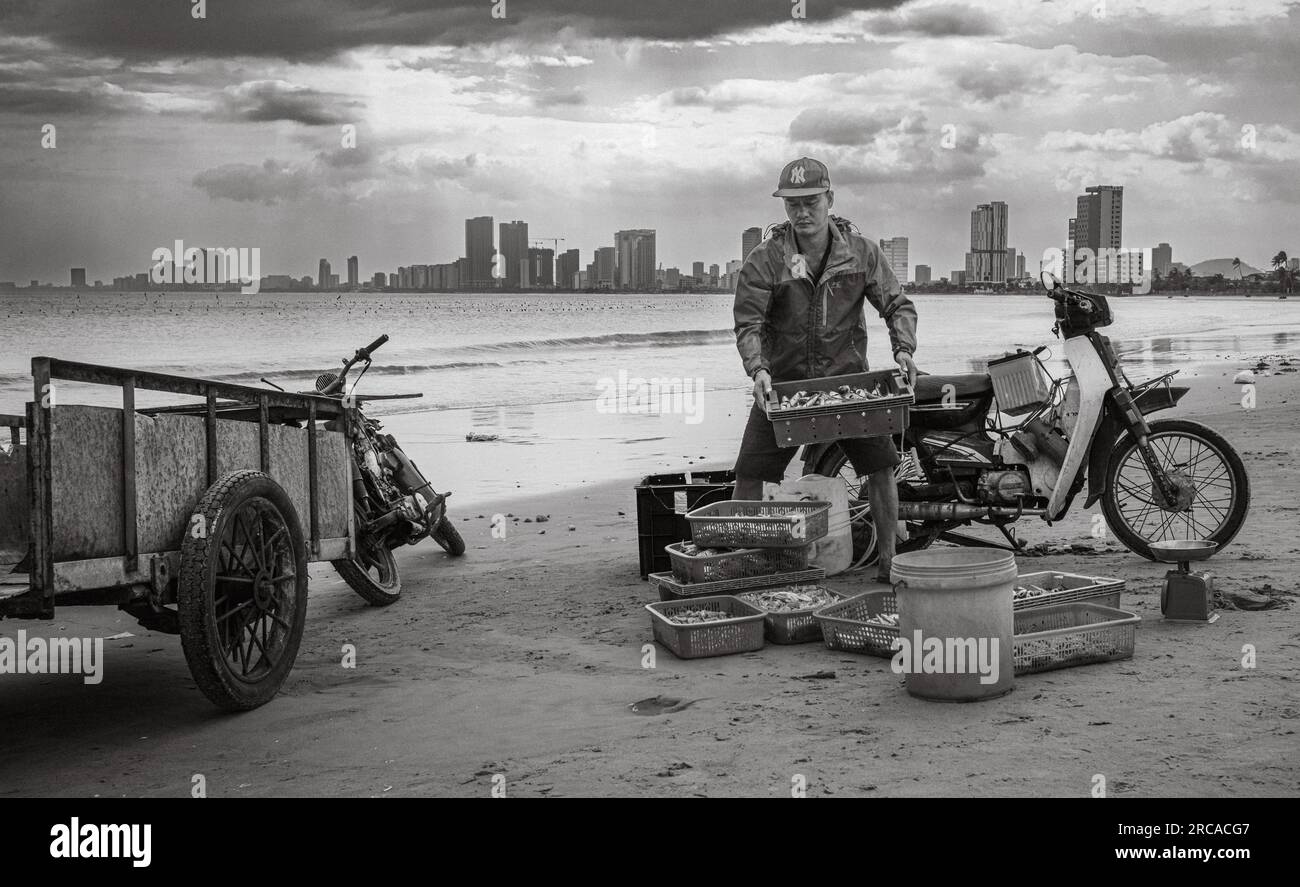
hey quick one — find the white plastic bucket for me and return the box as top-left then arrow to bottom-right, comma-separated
890,549 -> 1017,701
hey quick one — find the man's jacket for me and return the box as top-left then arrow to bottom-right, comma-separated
733,216 -> 918,383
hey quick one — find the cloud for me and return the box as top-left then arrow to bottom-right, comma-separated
1041,112 -> 1248,163
789,107 -> 914,146
0,0 -> 906,61
192,158 -> 314,204
218,79 -> 358,125
866,2 -> 996,37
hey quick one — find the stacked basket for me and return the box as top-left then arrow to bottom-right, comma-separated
645,499 -> 838,656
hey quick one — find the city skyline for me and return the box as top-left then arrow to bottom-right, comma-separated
3,2 -> 1298,284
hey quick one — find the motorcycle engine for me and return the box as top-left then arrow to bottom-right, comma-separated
977,469 -> 1031,504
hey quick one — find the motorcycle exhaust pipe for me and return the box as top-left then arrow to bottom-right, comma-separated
897,502 -> 1047,521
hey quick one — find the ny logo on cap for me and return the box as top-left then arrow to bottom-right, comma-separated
790,165 -> 806,185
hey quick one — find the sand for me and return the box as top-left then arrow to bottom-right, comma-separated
1,357 -> 1297,798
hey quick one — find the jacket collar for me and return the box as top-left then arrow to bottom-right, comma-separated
777,217 -> 857,282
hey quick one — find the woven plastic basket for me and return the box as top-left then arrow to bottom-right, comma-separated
666,542 -> 812,584
812,590 -> 900,657
649,567 -> 827,602
1012,602 -> 1139,675
737,585 -> 845,644
685,500 -> 830,548
645,595 -> 766,659
1013,571 -> 1124,612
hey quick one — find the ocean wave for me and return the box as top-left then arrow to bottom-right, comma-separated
447,328 -> 732,354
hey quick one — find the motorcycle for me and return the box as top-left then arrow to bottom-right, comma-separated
803,271 -> 1250,563
313,335 -> 465,605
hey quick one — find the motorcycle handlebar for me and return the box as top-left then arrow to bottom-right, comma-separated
361,334 -> 389,358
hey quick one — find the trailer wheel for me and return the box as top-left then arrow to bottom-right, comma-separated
179,470 -> 308,711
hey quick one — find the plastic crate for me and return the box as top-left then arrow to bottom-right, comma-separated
765,370 -> 913,447
1013,602 -> 1139,675
666,542 -> 811,584
649,567 -> 826,602
645,595 -> 766,659
737,585 -> 846,644
635,469 -> 735,579
812,590 -> 900,658
988,351 -> 1051,416
1013,571 -> 1124,611
685,500 -> 830,548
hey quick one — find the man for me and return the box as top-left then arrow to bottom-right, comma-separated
732,157 -> 918,581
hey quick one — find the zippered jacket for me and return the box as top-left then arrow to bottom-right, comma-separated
733,216 -> 917,383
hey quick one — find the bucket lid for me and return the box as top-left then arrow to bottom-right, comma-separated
891,549 -> 1017,580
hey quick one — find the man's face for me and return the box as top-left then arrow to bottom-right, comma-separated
783,191 -> 833,236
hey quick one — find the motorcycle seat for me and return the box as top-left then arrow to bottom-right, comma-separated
913,373 -> 993,403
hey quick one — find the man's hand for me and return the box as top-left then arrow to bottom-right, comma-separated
752,368 -> 774,408
894,351 -> 917,389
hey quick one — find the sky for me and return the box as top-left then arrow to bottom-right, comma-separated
1,0 -> 1297,284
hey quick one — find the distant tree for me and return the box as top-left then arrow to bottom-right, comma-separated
1273,251 -> 1293,294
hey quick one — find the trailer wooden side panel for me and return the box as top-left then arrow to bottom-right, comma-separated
0,442 -> 28,564
48,405 -> 349,561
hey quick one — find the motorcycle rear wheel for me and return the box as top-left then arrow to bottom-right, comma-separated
333,507 -> 402,605
805,445 -> 933,567
1100,418 -> 1249,560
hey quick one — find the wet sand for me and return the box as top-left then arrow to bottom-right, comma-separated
1,357 -> 1297,797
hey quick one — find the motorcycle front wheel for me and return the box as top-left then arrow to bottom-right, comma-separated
1100,418 -> 1250,560
432,515 -> 466,556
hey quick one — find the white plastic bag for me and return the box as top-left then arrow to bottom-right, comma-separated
763,474 -> 852,576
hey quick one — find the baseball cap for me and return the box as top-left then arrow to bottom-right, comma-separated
772,157 -> 831,198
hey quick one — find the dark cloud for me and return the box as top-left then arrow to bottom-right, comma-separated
0,0 -> 905,61
952,63 -> 1046,102
789,107 -> 905,145
867,2 -> 995,37
218,80 -> 357,125
192,158 -> 313,203
532,85 -> 585,107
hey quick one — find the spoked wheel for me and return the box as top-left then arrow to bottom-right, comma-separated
804,444 -> 931,568
1101,418 -> 1250,560
432,515 -> 466,556
332,505 -> 402,606
179,470 -> 308,711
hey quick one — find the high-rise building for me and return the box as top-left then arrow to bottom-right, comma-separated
389,273 -> 398,289
615,229 -> 657,290
880,237 -> 909,284
70,268 -> 86,287
347,255 -> 359,287
709,263 -> 720,285
527,247 -> 554,287
742,227 -> 762,262
318,259 -> 331,290
665,267 -> 681,288
498,220 -> 529,288
465,216 -> 495,285
1153,242 -> 1173,277
1005,248 -> 1020,280
965,201 -> 1008,284
914,265 -> 931,285
950,270 -> 967,287
1016,253 -> 1025,280
556,248 -> 580,290
692,261 -> 705,280
1074,185 -> 1124,282
372,272 -> 385,288
595,247 -> 616,288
